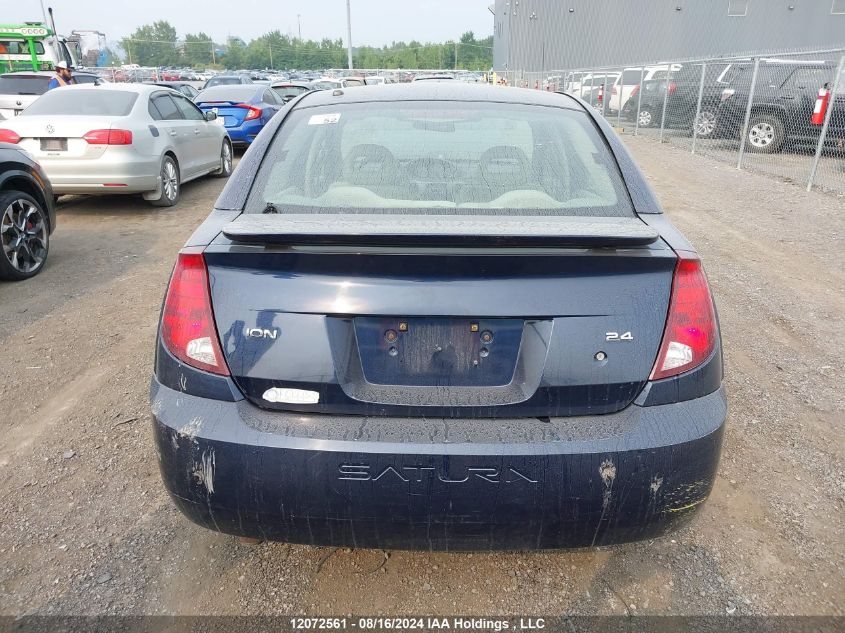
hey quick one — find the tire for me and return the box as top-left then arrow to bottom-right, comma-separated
0,190 -> 49,281
693,110 -> 718,139
213,140 -> 233,178
150,155 -> 181,207
637,107 -> 655,128
746,114 -> 785,154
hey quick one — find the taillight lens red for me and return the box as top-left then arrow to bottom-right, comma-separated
238,104 -> 262,120
161,251 -> 229,376
83,129 -> 133,145
650,256 -> 717,381
668,82 -> 677,95
630,85 -> 640,98
0,129 -> 21,144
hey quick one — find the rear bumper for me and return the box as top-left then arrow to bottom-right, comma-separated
39,155 -> 160,194
224,121 -> 263,145
151,379 -> 726,550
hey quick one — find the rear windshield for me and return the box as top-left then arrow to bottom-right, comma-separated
206,77 -> 242,87
0,75 -> 50,95
22,89 -> 137,116
273,85 -> 310,98
196,85 -> 259,102
247,101 -> 633,216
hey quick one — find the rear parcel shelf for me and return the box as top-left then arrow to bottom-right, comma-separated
220,213 -> 660,248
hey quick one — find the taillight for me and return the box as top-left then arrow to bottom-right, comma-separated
667,82 -> 677,95
720,88 -> 735,102
630,85 -> 640,98
650,255 -> 717,380
160,251 -> 229,376
83,129 -> 133,145
0,129 -> 21,144
238,104 -> 262,120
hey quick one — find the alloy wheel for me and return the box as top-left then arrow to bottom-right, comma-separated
1,197 -> 47,274
222,142 -> 232,174
694,111 -> 716,137
638,110 -> 653,127
163,160 -> 179,201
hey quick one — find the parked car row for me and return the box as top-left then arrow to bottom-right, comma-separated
0,66 -> 462,281
590,59 -> 845,154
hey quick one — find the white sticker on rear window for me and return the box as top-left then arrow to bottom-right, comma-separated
308,113 -> 341,125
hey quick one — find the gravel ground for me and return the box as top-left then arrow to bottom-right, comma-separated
0,140 -> 842,617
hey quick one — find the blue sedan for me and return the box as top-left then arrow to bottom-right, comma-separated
194,85 -> 284,146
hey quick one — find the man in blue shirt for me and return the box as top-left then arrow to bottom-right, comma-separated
47,61 -> 75,90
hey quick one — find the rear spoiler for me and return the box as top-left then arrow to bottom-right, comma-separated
221,213 -> 659,248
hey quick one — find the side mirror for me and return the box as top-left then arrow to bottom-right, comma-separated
204,111 -> 218,121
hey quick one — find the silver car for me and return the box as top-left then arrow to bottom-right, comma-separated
0,71 -> 105,121
0,83 -> 232,206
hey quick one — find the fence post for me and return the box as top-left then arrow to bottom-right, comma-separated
588,72 -> 595,107
691,62 -> 707,154
736,57 -> 761,169
634,66 -> 645,136
601,74 -> 608,118
616,70 -> 624,128
806,53 -> 845,191
659,66 -> 673,143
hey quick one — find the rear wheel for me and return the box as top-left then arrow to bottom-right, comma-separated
693,110 -> 717,138
0,191 -> 49,281
746,114 -> 785,154
213,140 -> 233,178
150,155 -> 181,207
637,107 -> 655,128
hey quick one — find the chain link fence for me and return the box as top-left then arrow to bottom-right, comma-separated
502,48 -> 845,195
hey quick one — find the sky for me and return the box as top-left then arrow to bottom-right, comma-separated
6,0 -> 494,47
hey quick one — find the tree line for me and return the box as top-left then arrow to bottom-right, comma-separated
119,21 -> 493,70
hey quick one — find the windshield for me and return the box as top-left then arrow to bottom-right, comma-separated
0,40 -> 45,55
247,101 -> 632,216
0,75 -> 50,95
22,89 -> 138,116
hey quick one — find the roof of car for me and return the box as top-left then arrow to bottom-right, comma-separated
46,83 -> 161,94
289,83 -> 585,111
271,81 -> 312,88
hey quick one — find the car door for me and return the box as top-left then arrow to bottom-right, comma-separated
149,91 -> 196,176
829,66 -> 845,139
172,92 -> 220,172
779,67 -> 833,138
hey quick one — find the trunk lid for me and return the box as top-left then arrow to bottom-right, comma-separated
204,214 -> 676,418
5,115 -> 128,160
196,101 -> 250,128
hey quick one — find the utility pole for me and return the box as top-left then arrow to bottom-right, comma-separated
297,14 -> 302,40
269,42 -> 273,69
455,40 -> 458,70
345,0 -> 353,70
211,41 -> 216,65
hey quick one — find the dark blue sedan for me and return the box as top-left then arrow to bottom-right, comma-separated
194,85 -> 283,146
151,84 -> 726,551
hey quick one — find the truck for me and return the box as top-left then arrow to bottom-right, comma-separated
0,23 -> 81,73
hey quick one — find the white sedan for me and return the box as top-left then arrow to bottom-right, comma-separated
0,84 -> 232,206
